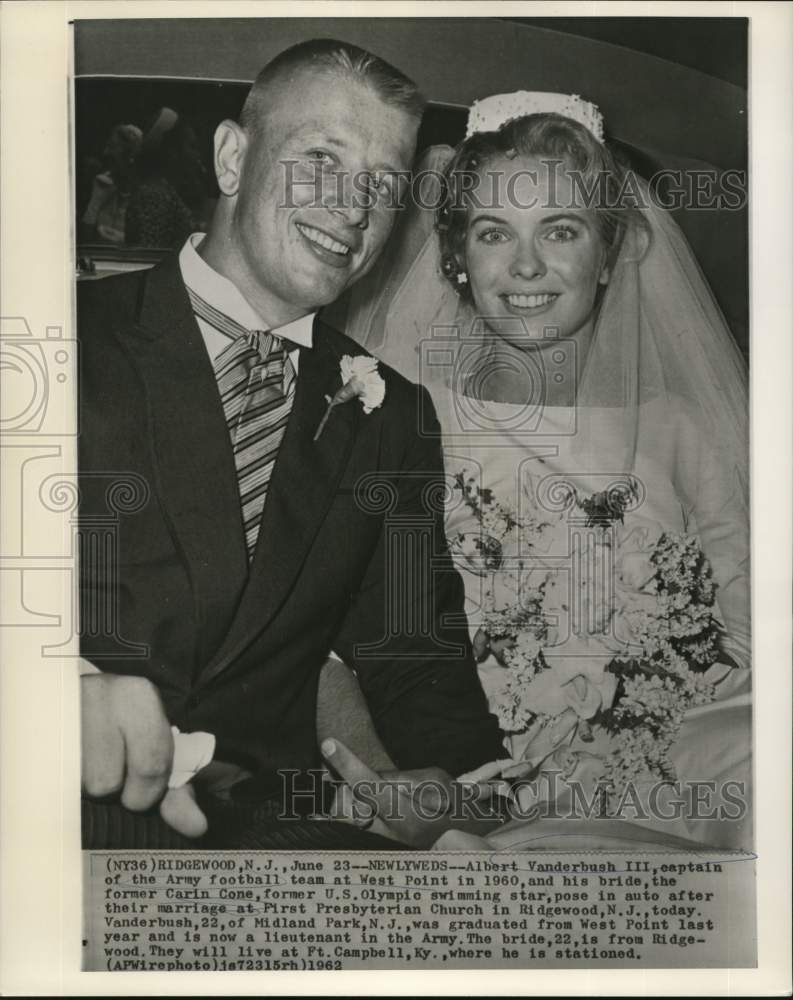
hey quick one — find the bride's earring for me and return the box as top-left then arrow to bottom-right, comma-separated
441,255 -> 468,294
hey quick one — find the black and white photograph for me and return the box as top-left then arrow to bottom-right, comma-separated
1,2 -> 791,994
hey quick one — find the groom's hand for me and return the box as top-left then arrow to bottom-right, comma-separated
322,738 -> 505,848
81,674 -> 207,838
322,738 -> 453,847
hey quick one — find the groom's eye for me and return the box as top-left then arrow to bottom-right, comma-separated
306,150 -> 334,167
479,228 -> 510,245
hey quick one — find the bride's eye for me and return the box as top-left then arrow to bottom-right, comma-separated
545,224 -> 578,243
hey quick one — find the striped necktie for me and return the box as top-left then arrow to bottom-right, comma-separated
188,289 -> 297,560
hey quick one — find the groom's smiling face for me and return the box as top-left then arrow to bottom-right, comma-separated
219,68 -> 418,324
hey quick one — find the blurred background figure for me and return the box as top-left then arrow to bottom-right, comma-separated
126,107 -> 213,248
80,123 -> 142,244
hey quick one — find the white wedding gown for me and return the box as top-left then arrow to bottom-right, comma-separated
434,389 -> 752,852
343,145 -> 752,852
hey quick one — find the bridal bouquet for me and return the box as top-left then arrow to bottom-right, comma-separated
450,470 -> 721,803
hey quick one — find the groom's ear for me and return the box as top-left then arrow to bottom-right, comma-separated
213,119 -> 248,197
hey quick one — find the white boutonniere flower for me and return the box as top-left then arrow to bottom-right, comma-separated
314,355 -> 386,441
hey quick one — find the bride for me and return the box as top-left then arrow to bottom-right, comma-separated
346,92 -> 751,850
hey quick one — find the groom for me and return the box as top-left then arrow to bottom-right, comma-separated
78,39 -> 502,845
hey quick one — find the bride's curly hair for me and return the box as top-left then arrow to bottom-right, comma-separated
437,113 -> 643,300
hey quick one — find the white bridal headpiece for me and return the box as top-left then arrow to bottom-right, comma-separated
466,91 -> 605,142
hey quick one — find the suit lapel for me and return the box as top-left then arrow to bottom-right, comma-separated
123,256 -> 249,654
198,322 -> 359,685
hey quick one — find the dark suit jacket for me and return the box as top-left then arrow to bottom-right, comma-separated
77,254 -> 502,778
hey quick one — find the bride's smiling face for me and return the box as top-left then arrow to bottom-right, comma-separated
462,156 -> 610,350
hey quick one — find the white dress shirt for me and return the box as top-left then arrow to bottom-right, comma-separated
178,232 -> 316,370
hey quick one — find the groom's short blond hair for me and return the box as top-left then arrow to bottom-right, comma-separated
240,38 -> 425,136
